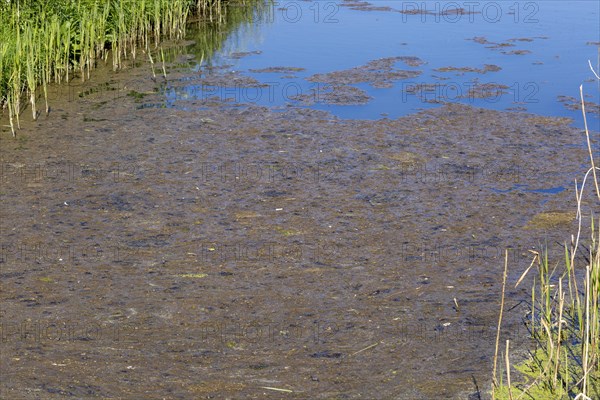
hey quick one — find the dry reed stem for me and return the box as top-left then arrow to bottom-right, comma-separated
505,339 -> 513,400
579,85 -> 600,201
553,278 -> 565,387
515,250 -> 539,288
493,249 -> 509,394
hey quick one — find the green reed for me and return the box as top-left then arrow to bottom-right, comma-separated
1,0 -> 259,136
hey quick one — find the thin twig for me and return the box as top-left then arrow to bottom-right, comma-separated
493,250 -> 509,393
506,339 -> 513,400
579,85 -> 600,201
589,59 -> 600,80
582,264 -> 591,396
351,342 -> 380,356
515,250 -> 539,288
260,386 -> 293,393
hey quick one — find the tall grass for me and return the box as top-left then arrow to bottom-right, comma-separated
0,0 -> 249,136
493,77 -> 600,399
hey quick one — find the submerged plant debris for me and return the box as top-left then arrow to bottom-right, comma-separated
290,84 -> 373,105
229,50 -> 263,59
340,0 -> 394,12
558,95 -> 600,115
1,2 -> 598,399
434,64 -> 502,74
249,66 -> 306,74
0,54 -> 594,397
307,57 -> 424,89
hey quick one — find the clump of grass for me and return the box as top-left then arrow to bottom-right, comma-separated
493,76 -> 600,400
1,0 -> 255,136
126,90 -> 147,101
494,236 -> 599,399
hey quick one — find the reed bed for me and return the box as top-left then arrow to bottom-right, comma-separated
0,0 -> 249,136
493,81 -> 600,399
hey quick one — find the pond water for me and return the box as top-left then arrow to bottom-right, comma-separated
167,0 -> 600,127
1,1 -> 599,399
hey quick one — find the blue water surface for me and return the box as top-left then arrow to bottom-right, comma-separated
168,0 -> 600,129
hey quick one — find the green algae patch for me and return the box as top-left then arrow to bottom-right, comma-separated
525,211 -> 574,229
175,273 -> 208,278
275,226 -> 302,237
386,151 -> 425,165
494,347 -> 600,399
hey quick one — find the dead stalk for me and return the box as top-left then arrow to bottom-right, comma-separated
493,249 -> 509,393
505,339 -> 513,400
579,85 -> 600,201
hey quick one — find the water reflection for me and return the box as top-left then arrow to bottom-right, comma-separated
162,0 -> 599,129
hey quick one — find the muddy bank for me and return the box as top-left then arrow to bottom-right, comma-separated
0,60 -> 598,400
